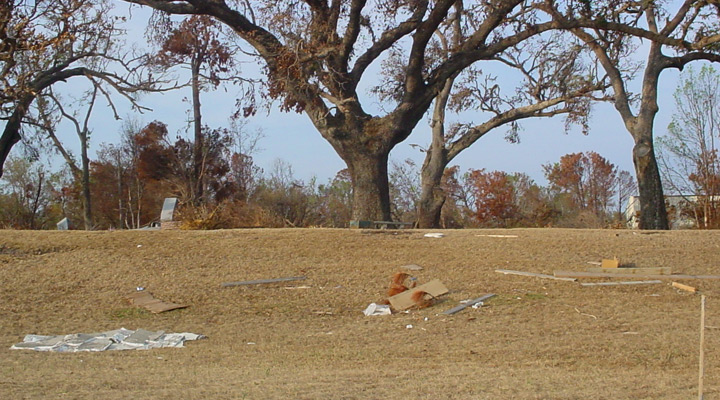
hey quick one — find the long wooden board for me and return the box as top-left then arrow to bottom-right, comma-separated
441,294 -> 495,315
495,269 -> 577,282
586,267 -> 672,275
554,271 -> 720,280
580,280 -> 663,287
222,276 -> 307,287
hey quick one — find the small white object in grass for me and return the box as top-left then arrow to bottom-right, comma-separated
137,245 -> 142,248
423,233 -> 445,238
406,324 -> 413,329
424,317 -> 429,321
247,342 -> 256,345
136,287 -> 144,292
471,302 -> 484,309
363,303 -> 391,316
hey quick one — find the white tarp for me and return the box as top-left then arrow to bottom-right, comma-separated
10,328 -> 205,352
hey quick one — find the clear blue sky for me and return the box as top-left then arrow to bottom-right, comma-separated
47,3 -> 685,188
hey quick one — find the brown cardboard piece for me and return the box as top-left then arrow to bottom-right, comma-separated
601,258 -> 620,269
388,279 -> 449,311
126,291 -> 188,313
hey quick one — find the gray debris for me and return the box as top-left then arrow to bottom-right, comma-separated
10,328 -> 205,352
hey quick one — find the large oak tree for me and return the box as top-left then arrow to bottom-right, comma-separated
124,0 -> 588,221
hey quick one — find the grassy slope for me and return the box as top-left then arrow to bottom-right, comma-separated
1,228 -> 719,399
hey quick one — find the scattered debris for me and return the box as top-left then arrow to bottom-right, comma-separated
495,269 -> 577,282
554,271 -> 720,280
10,328 -> 204,352
126,291 -> 188,313
388,279 -> 448,311
423,233 -> 445,238
475,234 -> 518,238
587,261 -> 602,266
580,280 -> 663,287
672,282 -> 697,293
387,272 -> 417,297
442,294 -> 495,315
586,267 -> 672,275
405,324 -> 413,329
401,264 -> 423,271
363,303 -> 392,316
284,286 -> 312,290
222,276 -> 307,287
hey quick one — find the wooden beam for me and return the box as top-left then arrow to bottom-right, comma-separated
586,267 -> 672,275
441,294 -> 496,315
554,271 -> 720,280
496,269 -> 577,282
672,282 -> 698,293
580,280 -> 663,287
222,276 -> 307,287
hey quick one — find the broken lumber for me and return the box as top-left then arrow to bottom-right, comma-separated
554,271 -> 720,280
441,294 -> 495,315
580,280 -> 663,287
126,291 -> 188,313
672,282 -> 697,293
586,267 -> 672,275
495,269 -> 577,282
222,276 -> 307,287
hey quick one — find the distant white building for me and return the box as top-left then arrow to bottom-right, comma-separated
626,195 -> 720,229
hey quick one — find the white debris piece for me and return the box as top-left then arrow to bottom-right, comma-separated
10,328 -> 205,352
363,303 -> 392,316
423,233 -> 445,238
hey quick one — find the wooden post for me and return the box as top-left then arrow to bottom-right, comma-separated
699,295 -> 706,400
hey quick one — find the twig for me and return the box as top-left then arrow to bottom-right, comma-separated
574,307 -> 597,319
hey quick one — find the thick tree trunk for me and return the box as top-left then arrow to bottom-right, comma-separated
417,159 -> 446,229
345,151 -> 392,221
631,132 -> 669,230
417,78 -> 454,228
417,146 -> 448,228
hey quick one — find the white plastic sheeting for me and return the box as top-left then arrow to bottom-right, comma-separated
10,328 -> 205,352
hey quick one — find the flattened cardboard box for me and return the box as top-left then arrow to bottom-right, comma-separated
388,279 -> 449,311
126,291 -> 188,313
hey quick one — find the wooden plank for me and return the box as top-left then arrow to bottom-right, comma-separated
495,269 -> 577,282
126,291 -> 188,313
441,294 -> 495,315
586,267 -> 672,275
554,271 -> 720,280
580,280 -> 663,287
222,276 -> 307,287
673,282 -> 698,293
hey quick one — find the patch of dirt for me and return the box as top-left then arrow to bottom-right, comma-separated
1,228 -> 719,399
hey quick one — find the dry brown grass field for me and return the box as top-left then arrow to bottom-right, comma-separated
1,228 -> 720,399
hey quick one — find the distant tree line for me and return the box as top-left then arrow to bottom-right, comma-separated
3,1 -> 720,230
0,124 -> 638,229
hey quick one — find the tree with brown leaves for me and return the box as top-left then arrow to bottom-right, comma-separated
123,0 -> 592,221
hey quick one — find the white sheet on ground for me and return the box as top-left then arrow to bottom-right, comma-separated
10,328 -> 205,352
